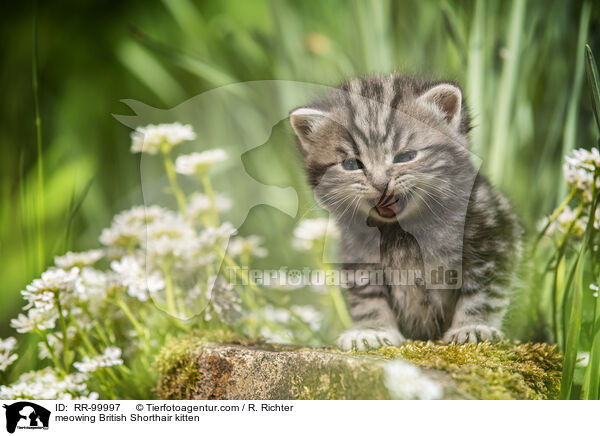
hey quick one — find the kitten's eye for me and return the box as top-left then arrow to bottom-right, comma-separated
394,151 -> 416,163
342,158 -> 364,171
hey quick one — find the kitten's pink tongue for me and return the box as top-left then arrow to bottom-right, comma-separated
376,204 -> 396,218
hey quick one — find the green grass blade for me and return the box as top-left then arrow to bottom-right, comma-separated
582,292 -> 600,399
466,0 -> 486,158
117,40 -> 186,105
553,255 -> 567,346
585,44 -> 600,134
488,0 -> 525,184
129,26 -> 237,89
440,0 -> 467,65
32,1 -> 45,274
557,1 -> 591,201
60,177 -> 94,254
559,248 -> 588,399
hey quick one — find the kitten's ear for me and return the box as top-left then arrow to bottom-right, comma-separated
416,84 -> 462,127
289,107 -> 329,152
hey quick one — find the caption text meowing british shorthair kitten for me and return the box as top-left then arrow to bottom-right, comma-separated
289,74 -> 522,350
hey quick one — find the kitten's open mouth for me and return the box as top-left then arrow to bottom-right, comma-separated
371,194 -> 406,219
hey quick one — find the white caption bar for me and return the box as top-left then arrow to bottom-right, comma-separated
0,400 -> 594,436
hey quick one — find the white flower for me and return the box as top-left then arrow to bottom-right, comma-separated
258,326 -> 293,345
590,283 -> 599,298
21,267 -> 80,313
384,359 -> 443,400
197,222 -> 237,247
0,337 -> 18,372
73,347 -> 123,373
174,150 -> 227,175
55,249 -> 104,269
111,256 -> 165,301
24,267 -> 79,295
204,275 -> 242,324
0,368 -> 97,400
130,123 -> 196,154
227,235 -> 268,259
577,352 -> 590,367
100,205 -> 177,248
143,214 -> 197,259
261,305 -> 291,324
188,192 -> 232,219
74,267 -> 111,303
292,218 -> 337,251
563,147 -> 600,201
10,309 -> 58,334
545,205 -> 588,238
290,305 -> 322,330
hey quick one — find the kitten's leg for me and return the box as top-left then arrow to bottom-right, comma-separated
443,281 -> 509,343
337,286 -> 405,351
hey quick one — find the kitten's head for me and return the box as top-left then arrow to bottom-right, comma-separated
289,75 -> 474,226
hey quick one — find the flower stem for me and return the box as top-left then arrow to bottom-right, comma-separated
162,151 -> 188,217
327,284 -> 352,329
533,189 -> 576,253
37,330 -> 66,375
313,243 -> 352,329
83,308 -> 112,348
54,292 -> 70,366
112,298 -> 151,349
162,267 -> 178,317
200,171 -> 219,226
68,312 -> 98,355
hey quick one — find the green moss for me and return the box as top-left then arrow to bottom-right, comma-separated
359,340 -> 562,400
290,359 -> 389,400
157,331 -> 561,400
155,330 -> 261,399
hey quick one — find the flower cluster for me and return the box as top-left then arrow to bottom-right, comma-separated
55,249 -> 104,269
130,123 -> 196,154
292,218 -> 337,251
255,304 -> 323,345
545,147 -> 600,239
73,347 -> 123,373
175,150 -> 227,175
563,147 -> 600,202
0,337 -> 18,372
2,122 -> 338,400
543,206 -> 589,237
227,235 -> 267,259
188,193 -> 232,221
203,275 -> 242,324
0,368 -> 97,400
11,267 -> 81,334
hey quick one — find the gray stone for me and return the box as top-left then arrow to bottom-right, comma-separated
156,335 -> 561,400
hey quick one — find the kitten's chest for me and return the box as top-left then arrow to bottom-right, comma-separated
389,284 -> 455,339
381,242 -> 456,340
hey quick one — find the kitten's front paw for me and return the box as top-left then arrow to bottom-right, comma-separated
337,328 -> 405,351
443,325 -> 502,344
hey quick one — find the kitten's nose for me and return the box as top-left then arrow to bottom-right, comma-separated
373,181 -> 389,194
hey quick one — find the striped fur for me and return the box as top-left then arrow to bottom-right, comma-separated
290,74 -> 522,349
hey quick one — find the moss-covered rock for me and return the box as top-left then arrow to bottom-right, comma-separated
156,331 -> 561,400
368,341 -> 562,399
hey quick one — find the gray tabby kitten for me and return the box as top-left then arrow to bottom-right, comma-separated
289,74 -> 522,350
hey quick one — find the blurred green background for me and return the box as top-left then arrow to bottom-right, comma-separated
1,0 -> 599,340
